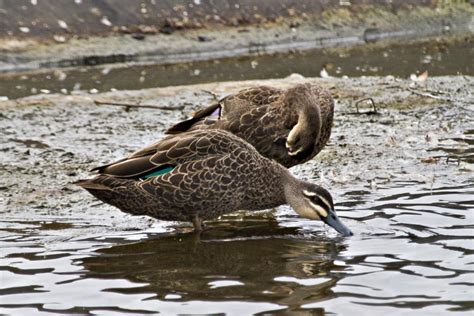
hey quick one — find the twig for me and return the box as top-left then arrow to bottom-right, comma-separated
338,97 -> 379,116
94,100 -> 185,111
385,85 -> 403,90
407,88 -> 453,102
339,97 -> 379,116
355,97 -> 377,114
446,156 -> 461,166
201,89 -> 220,102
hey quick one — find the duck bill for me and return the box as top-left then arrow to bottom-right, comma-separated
322,210 -> 353,237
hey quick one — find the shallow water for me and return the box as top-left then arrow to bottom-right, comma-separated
1,185 -> 472,315
1,37 -> 472,100
1,77 -> 473,315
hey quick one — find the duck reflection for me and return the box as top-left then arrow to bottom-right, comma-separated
81,216 -> 346,309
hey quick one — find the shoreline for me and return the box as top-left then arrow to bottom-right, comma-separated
1,3 -> 472,73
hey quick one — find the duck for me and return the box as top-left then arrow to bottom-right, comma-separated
75,129 -> 352,236
166,83 -> 334,168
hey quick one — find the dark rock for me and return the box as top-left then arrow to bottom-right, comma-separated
131,33 -> 146,40
289,21 -> 300,28
160,23 -> 175,35
197,35 -> 212,42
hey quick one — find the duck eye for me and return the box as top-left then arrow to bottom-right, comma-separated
310,196 -> 322,205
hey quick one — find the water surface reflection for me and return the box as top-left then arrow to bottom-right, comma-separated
83,226 -> 345,308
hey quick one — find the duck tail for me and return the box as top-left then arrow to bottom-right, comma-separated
74,177 -> 121,207
165,102 -> 221,134
73,178 -> 113,191
73,177 -> 147,216
165,117 -> 200,134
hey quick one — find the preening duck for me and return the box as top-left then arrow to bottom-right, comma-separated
166,83 -> 334,168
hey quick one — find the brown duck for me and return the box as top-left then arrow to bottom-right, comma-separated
76,129 -> 352,236
166,83 -> 334,168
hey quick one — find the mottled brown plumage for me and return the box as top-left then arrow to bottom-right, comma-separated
166,83 -> 334,167
76,130 -> 352,236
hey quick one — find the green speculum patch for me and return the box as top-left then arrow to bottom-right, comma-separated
141,166 -> 175,179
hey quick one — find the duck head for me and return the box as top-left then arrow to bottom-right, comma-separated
283,84 -> 322,158
284,181 -> 353,237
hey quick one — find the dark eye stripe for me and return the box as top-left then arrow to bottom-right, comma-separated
311,196 -> 331,212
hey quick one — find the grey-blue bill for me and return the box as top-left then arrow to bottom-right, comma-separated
322,210 -> 353,237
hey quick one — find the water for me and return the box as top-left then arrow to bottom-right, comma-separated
1,77 -> 473,314
1,187 -> 472,314
0,36 -> 472,100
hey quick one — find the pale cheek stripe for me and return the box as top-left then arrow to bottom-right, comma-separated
319,196 -> 331,210
303,190 -> 317,197
308,201 -> 328,218
303,190 -> 332,213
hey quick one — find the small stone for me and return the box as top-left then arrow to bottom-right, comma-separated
285,73 -> 305,80
289,21 -> 300,28
131,33 -> 145,40
197,35 -> 212,42
101,16 -> 112,26
421,157 -> 440,164
320,68 -> 330,78
58,20 -> 68,29
160,25 -> 175,35
53,35 -> 66,43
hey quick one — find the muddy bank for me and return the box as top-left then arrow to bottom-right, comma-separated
0,0 -> 459,38
1,75 -> 472,231
0,2 -> 473,72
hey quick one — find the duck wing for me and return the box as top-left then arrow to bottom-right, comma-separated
165,86 -> 282,134
91,130 -> 246,179
226,104 -> 294,161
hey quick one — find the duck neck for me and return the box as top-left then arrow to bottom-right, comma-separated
279,166 -> 304,211
284,86 -> 322,149
281,170 -> 320,220
297,98 -> 321,142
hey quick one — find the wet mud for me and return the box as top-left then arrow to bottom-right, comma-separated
0,75 -> 473,314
